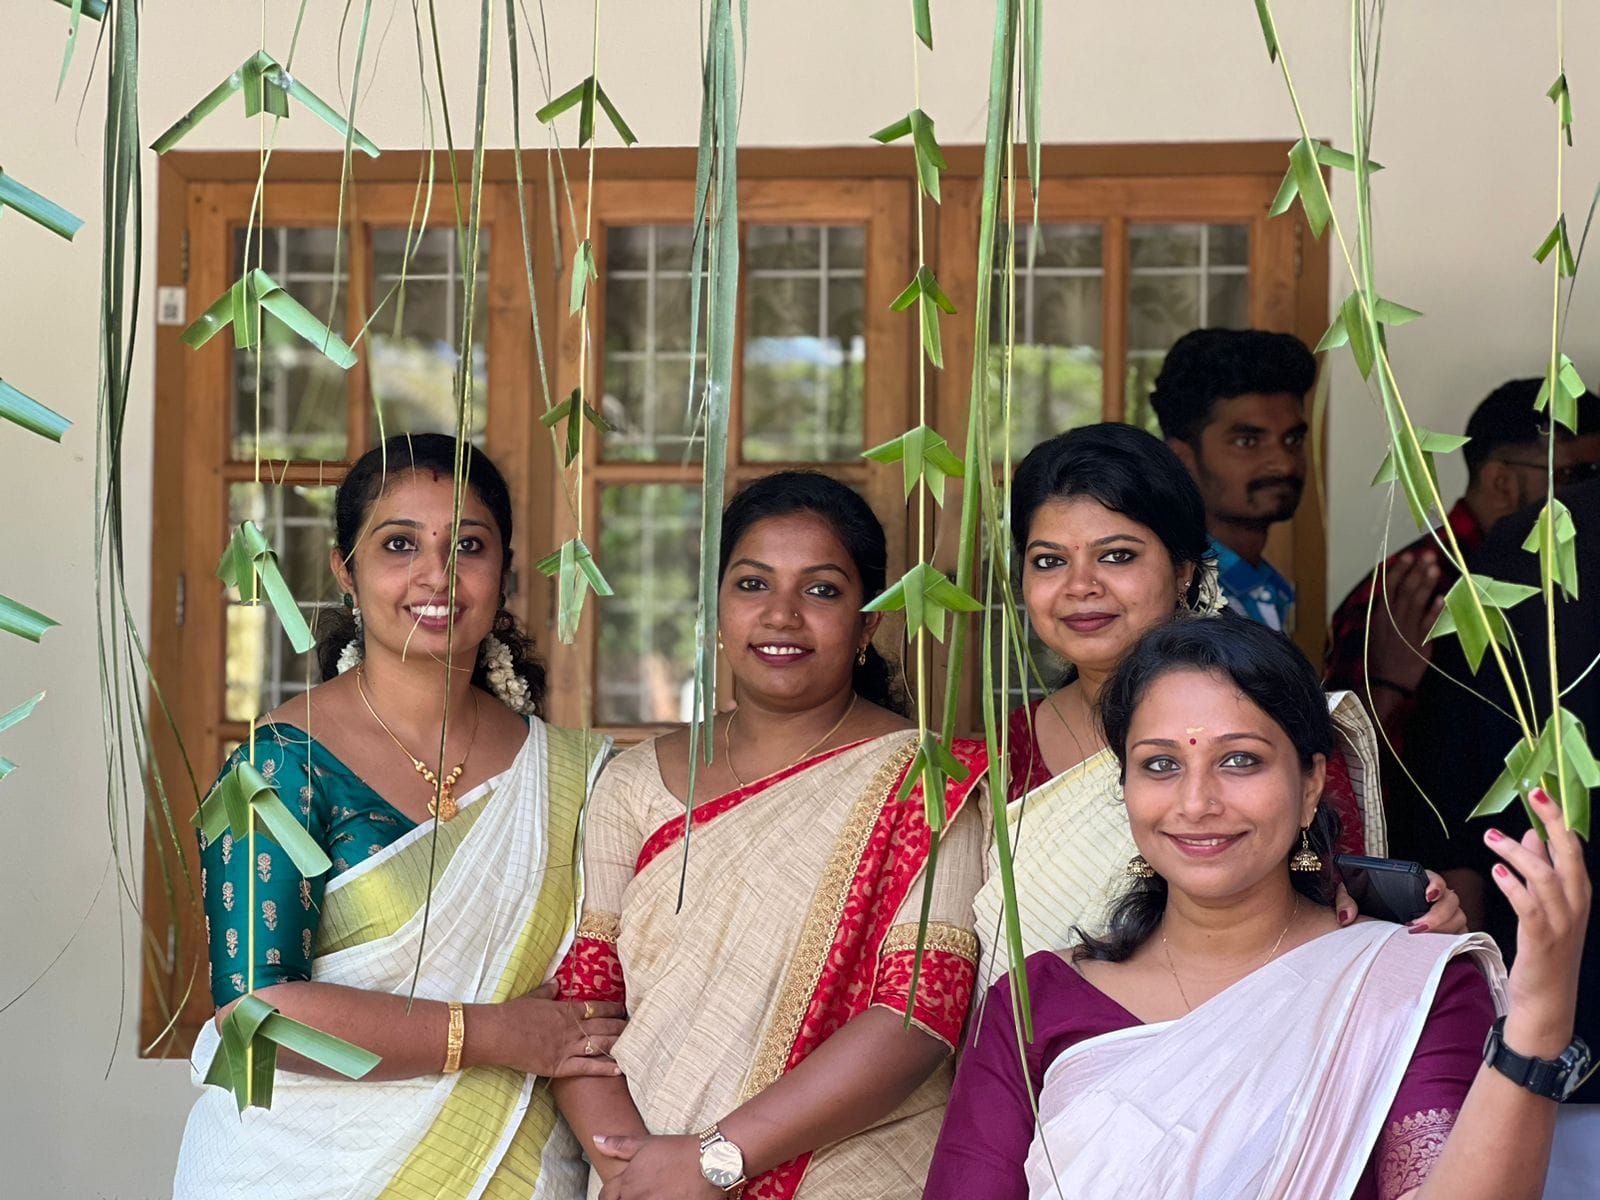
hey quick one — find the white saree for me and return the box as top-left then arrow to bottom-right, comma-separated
1024,924 -> 1507,1200
172,719 -> 607,1200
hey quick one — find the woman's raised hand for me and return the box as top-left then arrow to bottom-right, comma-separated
486,981 -> 628,1078
1486,787 -> 1591,1052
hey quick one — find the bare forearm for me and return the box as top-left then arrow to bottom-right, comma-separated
552,1075 -> 649,1183
719,1007 -> 948,1176
220,981 -> 509,1080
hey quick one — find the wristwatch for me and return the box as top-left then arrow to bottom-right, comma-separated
697,1123 -> 747,1194
1482,1017 -> 1592,1102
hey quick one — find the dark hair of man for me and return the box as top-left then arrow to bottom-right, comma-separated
314,433 -> 548,715
718,470 -> 909,717
1149,328 -> 1318,444
1462,376 -> 1600,480
1009,422 -> 1213,611
1074,613 -> 1341,963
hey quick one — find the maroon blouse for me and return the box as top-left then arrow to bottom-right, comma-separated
924,951 -> 1495,1200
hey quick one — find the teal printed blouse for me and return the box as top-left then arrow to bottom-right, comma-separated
199,723 -> 417,1006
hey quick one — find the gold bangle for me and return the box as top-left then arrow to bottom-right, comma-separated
443,1001 -> 466,1074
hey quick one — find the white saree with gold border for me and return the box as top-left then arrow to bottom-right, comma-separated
172,719 -> 607,1200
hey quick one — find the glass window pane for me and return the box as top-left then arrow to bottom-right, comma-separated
231,227 -> 349,461
742,225 -> 866,463
601,225 -> 705,463
1124,223 -> 1250,434
988,223 -> 1104,461
368,228 -> 489,445
224,483 -> 340,721
595,484 -> 702,725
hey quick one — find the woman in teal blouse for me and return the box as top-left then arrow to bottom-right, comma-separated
175,434 -> 624,1200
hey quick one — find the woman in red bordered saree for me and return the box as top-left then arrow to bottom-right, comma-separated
552,472 -> 989,1200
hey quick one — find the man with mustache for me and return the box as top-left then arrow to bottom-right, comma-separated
1151,327 -> 1315,632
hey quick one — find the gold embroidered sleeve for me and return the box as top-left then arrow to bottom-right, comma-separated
1378,1108 -> 1456,1200
576,909 -> 622,944
879,921 -> 979,962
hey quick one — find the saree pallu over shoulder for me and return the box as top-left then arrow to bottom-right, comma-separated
1025,924 -> 1507,1200
173,720 -> 609,1200
566,731 -> 988,1200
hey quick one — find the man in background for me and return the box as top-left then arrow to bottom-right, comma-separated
1325,378 -> 1600,747
1151,327 -> 1317,632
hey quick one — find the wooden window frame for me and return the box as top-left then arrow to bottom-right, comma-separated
143,143 -> 1326,1053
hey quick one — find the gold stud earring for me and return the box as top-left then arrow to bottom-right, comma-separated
857,646 -> 868,666
1290,828 -> 1321,873
1124,854 -> 1156,880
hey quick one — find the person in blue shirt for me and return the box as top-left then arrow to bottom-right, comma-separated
1150,328 -> 1316,633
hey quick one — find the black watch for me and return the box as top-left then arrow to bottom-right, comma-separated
1481,1017 -> 1591,1102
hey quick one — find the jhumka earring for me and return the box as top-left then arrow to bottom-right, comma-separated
1124,854 -> 1156,880
1290,828 -> 1322,873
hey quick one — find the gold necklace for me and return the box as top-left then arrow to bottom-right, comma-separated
725,693 -> 859,789
355,667 -> 480,821
1160,896 -> 1300,1014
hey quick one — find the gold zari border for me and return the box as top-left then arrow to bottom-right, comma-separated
880,921 -> 978,963
741,735 -> 920,1103
576,909 -> 622,944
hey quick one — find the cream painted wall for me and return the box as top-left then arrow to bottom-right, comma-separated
2,3 -> 1596,1196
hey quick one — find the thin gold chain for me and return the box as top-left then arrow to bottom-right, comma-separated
355,667 -> 480,818
1160,895 -> 1300,1014
725,693 -> 859,789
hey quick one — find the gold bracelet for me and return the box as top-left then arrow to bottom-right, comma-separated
443,1001 -> 466,1074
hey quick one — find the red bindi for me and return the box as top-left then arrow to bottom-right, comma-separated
1188,738 -> 1197,745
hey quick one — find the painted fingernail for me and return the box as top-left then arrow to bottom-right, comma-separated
1486,828 -> 1503,842
1494,864 -> 1510,878
1425,885 -> 1441,901
1407,921 -> 1429,934
1339,909 -> 1352,926
1532,787 -> 1552,805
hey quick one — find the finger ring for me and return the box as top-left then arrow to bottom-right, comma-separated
583,1001 -> 595,1021
585,1039 -> 596,1056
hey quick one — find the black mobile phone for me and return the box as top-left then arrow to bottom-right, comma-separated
1334,854 -> 1431,925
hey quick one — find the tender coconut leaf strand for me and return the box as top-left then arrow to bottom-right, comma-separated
1534,216 -> 1577,277
535,76 -> 636,147
148,51 -> 380,157
1534,353 -> 1587,433
1426,573 -> 1541,672
0,592 -> 58,642
193,760 -> 332,878
183,269 -> 357,369
215,522 -> 316,655
0,378 -> 71,441
0,168 -> 85,240
1549,73 -> 1574,146
203,993 -> 379,1112
0,691 -> 45,782
1523,499 -> 1579,601
863,423 -> 965,504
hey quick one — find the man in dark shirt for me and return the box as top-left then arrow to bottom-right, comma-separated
1325,379 -> 1600,751
1397,478 -> 1600,1107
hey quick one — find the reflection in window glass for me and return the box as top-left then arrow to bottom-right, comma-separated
369,228 -> 489,446
602,226 -> 705,463
988,224 -> 1104,461
224,484 -> 339,721
1125,223 -> 1250,433
595,485 -> 702,725
231,228 -> 349,461
742,226 -> 865,462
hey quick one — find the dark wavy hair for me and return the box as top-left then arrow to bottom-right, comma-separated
1010,422 -> 1214,612
1074,613 -> 1340,962
1150,328 -> 1317,444
315,433 -> 548,715
718,471 -> 909,716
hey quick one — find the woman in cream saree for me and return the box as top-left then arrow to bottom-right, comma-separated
552,472 -> 989,1200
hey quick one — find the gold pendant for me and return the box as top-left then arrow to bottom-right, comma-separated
429,789 -> 460,822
